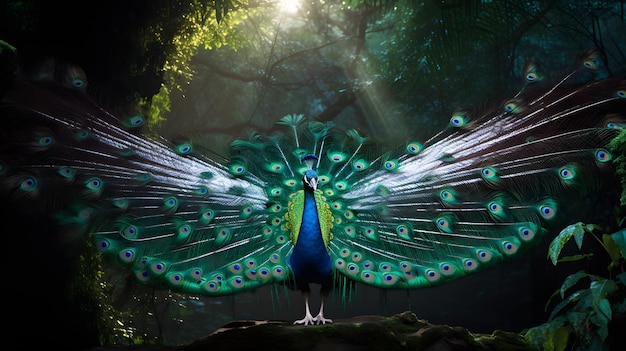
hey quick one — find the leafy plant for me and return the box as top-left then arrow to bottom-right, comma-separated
523,223 -> 626,351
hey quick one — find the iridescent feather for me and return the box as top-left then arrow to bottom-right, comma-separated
0,50 -> 624,326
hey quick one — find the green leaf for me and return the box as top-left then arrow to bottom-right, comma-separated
556,253 -> 593,263
589,308 -> 610,341
560,271 -> 588,298
566,311 -> 589,335
617,272 -> 626,286
590,279 -> 617,306
597,298 -> 612,321
614,296 -> 626,314
545,288 -> 561,312
603,233 -> 623,271
524,316 -> 568,351
573,224 -> 586,249
548,222 -> 586,265
549,290 -> 585,321
609,229 -> 626,257
553,325 -> 571,351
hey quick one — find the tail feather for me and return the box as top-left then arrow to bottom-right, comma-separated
1,52 -> 624,300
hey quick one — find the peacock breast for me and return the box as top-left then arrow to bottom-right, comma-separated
286,189 -> 333,285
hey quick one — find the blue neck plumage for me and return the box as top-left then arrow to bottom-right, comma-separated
288,187 -> 332,285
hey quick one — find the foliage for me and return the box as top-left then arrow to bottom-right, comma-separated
374,0 -> 626,138
523,223 -> 626,351
148,0 -> 248,128
609,128 -> 626,206
71,239 -> 135,346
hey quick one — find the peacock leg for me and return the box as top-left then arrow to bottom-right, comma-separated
293,284 -> 317,325
312,284 -> 333,324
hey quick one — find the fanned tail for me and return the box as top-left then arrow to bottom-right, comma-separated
1,50 -> 624,302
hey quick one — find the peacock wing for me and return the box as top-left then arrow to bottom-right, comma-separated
0,81 -> 293,296
325,74 -> 625,289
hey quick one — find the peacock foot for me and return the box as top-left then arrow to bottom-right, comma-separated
313,312 -> 332,325
294,312 -> 333,325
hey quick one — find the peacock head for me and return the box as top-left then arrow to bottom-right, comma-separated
301,154 -> 319,191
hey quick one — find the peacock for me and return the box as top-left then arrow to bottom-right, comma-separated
1,49 -> 625,327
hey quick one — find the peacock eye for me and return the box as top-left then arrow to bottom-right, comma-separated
37,136 -> 54,146
258,268 -> 271,280
195,186 -> 209,195
501,241 -> 518,254
85,177 -> 102,190
449,115 -> 466,127
558,166 -> 575,180
96,239 -> 110,251
406,142 -> 423,154
204,280 -> 219,292
328,151 -> 347,163
191,269 -> 203,279
395,224 -> 412,239
230,263 -> 242,273
270,254 -> 281,263
240,205 -> 254,218
382,273 -> 398,285
399,262 -> 411,272
476,249 -> 492,262
150,262 -> 166,275
462,259 -> 477,271
163,196 -> 178,209
318,175 -> 331,184
481,167 -> 498,180
439,189 -> 456,202
334,180 -> 349,191
215,228 -> 231,245
176,143 -> 192,155
20,177 -> 38,192
168,273 -> 184,285
118,249 -> 135,263
230,276 -> 245,288
178,224 -> 191,234
344,225 -> 355,237
518,225 -> 536,241
72,78 -> 85,88
283,178 -> 297,187
265,162 -> 285,173
424,269 -> 440,282
361,272 -> 375,282
595,149 -> 612,162
383,159 -> 399,171
200,208 -> 215,223
269,187 -> 283,197
346,263 -> 359,275
487,201 -> 504,215
272,266 -> 286,278
538,205 -> 556,219
75,129 -> 90,140
120,224 -> 139,239
504,102 -> 517,112
352,159 -> 369,172
439,263 -> 455,275
583,59 -> 597,69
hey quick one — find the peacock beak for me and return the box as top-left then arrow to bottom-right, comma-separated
310,178 -> 318,191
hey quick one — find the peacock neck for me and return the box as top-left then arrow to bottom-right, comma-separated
288,188 -> 332,285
